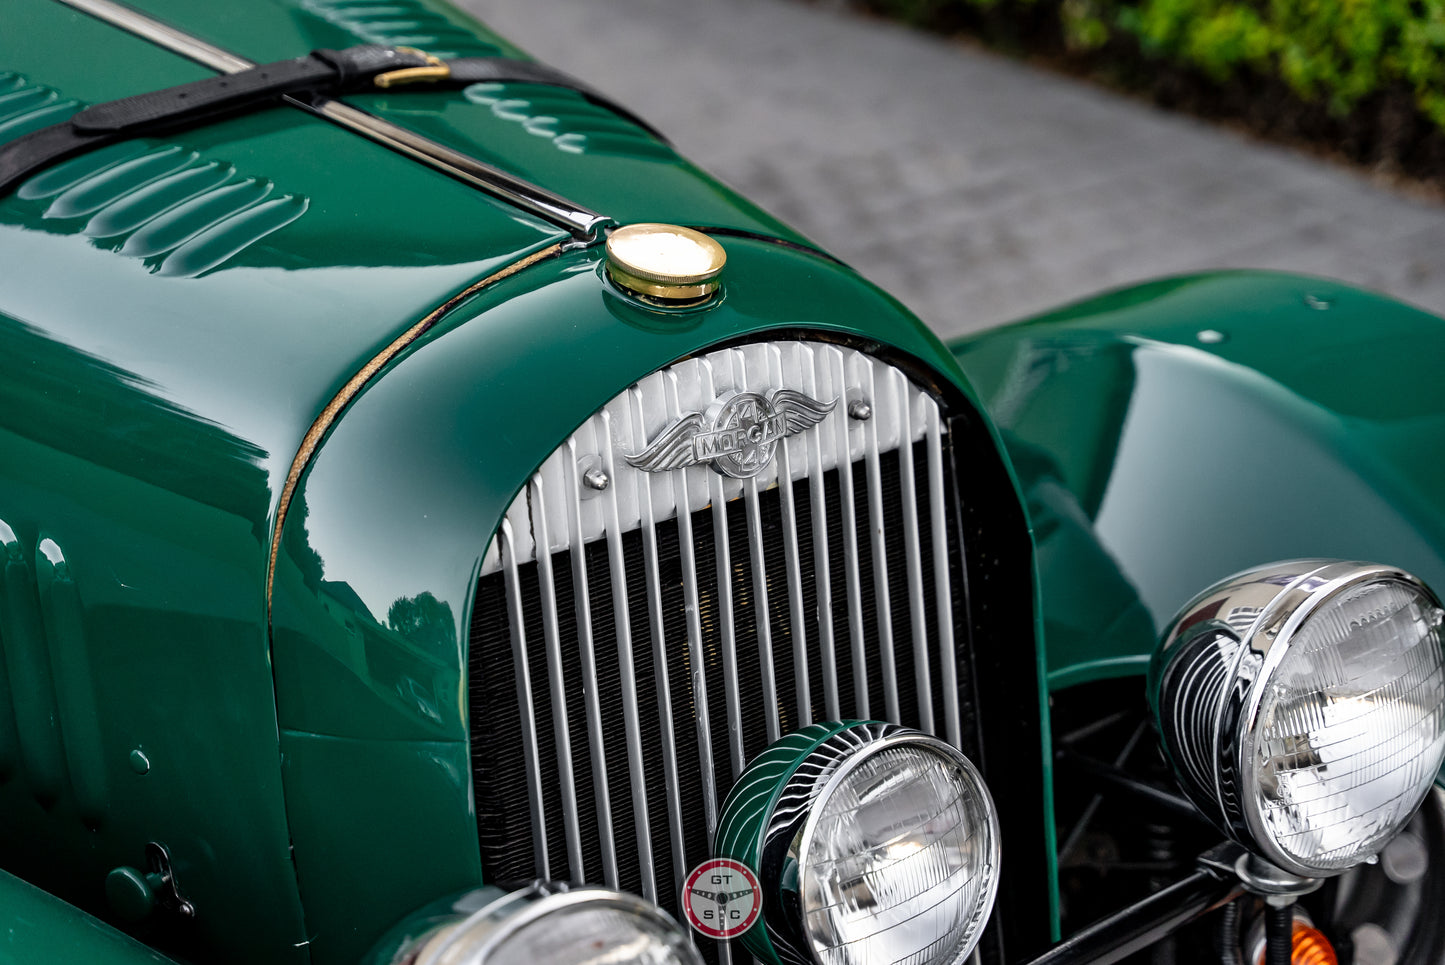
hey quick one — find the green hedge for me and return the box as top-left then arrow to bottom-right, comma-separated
866,0 -> 1445,128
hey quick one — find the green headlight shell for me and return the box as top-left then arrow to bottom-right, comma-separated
714,721 -> 867,962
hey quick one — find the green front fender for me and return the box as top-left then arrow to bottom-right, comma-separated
950,270 -> 1445,691
0,869 -> 179,965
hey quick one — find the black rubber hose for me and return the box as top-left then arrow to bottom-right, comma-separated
1215,899 -> 1244,965
1266,903 -> 1295,965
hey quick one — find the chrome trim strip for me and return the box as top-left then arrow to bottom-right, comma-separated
897,370 -> 934,735
599,410 -> 656,903
701,358 -> 746,780
772,345 -> 811,728
630,386 -> 688,896
54,0 -> 252,72
738,351 -> 781,746
832,347 -> 867,719
806,346 -> 840,721
308,102 -> 610,238
564,440 -> 619,888
530,475 -> 586,880
52,0 -> 610,239
862,362 -> 899,723
499,520 -> 550,879
927,400 -> 962,748
666,372 -> 720,840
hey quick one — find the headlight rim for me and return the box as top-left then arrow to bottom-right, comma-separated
1239,563 -> 1432,875
1153,559 -> 1445,879
789,728 -> 1002,965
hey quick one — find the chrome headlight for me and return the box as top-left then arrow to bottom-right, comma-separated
403,882 -> 701,965
1151,560 -> 1445,877
715,721 -> 1000,965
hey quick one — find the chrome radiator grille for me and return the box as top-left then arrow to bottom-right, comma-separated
468,341 -> 977,951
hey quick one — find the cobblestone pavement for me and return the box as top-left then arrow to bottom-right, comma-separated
460,0 -> 1445,339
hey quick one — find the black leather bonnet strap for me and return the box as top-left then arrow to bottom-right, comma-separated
0,45 -> 665,196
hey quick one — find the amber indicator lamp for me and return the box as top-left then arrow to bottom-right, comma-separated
1255,921 -> 1339,965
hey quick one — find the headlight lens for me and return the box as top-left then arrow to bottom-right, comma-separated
1249,578 -> 1445,872
1152,560 -> 1445,877
412,882 -> 701,965
799,737 -> 998,965
715,721 -> 1000,965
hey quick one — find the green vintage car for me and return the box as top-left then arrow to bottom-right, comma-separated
3,2 -> 1445,965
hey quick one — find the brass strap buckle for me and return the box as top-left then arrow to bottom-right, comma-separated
374,47 -> 451,88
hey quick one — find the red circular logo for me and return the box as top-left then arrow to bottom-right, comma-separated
681,858 -> 762,939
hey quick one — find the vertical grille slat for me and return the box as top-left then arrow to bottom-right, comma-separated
776,437 -> 811,729
737,351 -> 782,746
622,530 -> 677,908
910,427 -> 948,744
803,345 -> 838,723
897,371 -> 935,736
469,341 -> 987,962
791,475 -> 829,729
851,460 -> 886,721
926,399 -> 963,749
830,347 -> 869,720
599,410 -> 657,903
725,484 -> 772,775
564,442 -> 620,888
861,361 -> 900,724
771,346 -> 813,730
701,358 -> 747,782
803,346 -> 838,722
530,476 -> 587,880
880,418 -> 923,731
743,480 -> 780,745
630,386 -> 689,897
498,520 -> 551,879
657,517 -> 711,869
665,371 -> 721,845
581,538 -> 638,894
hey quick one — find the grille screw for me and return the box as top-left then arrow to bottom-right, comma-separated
583,467 -> 610,491
848,400 -> 872,421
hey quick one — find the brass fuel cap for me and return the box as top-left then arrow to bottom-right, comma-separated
605,223 -> 726,303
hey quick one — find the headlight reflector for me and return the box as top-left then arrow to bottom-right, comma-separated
1152,561 -> 1445,877
716,721 -> 1000,965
